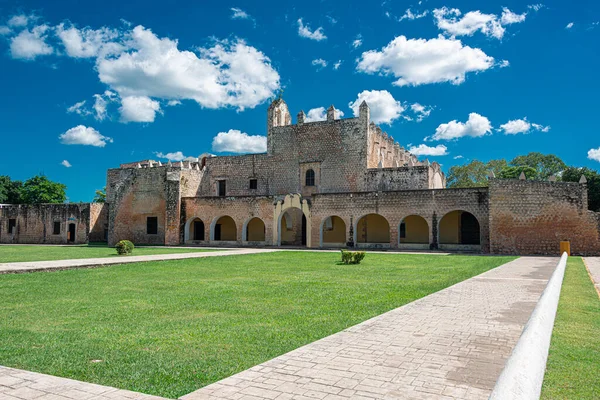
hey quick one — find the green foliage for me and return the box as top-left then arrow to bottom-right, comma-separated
0,176 -> 23,204
340,250 -> 366,264
498,166 -> 538,180
509,152 -> 566,180
93,187 -> 106,203
447,159 -> 507,188
115,240 -> 135,255
19,175 -> 66,204
562,167 -> 600,212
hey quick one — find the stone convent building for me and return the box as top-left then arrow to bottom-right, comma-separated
1,98 -> 599,255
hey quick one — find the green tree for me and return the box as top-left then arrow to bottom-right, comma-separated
19,175 -> 67,204
447,159 -> 507,188
509,152 -> 566,180
93,187 -> 106,203
562,166 -> 600,212
498,166 -> 538,180
0,176 -> 23,204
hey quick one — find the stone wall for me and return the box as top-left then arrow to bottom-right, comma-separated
89,202 -> 108,242
0,203 -> 92,244
489,179 -> 600,255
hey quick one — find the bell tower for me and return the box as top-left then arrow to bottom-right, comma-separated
267,92 -> 291,155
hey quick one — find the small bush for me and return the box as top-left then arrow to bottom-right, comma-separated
340,250 -> 366,265
116,240 -> 135,255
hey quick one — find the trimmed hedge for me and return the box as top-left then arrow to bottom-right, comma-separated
340,250 -> 366,265
116,240 -> 135,255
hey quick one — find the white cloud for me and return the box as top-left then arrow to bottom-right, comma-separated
430,113 -> 492,141
96,26 -> 280,112
67,100 -> 91,117
61,160 -> 72,168
0,26 -> 11,35
588,148 -> 600,162
56,23 -> 121,58
297,18 -> 326,41
410,103 -> 433,122
399,9 -> 429,21
500,7 -> 527,25
8,14 -> 30,28
119,95 -> 161,123
349,90 -> 404,125
333,60 -> 342,70
499,118 -> 550,134
212,129 -> 267,153
566,22 -> 574,29
499,60 -> 510,68
93,91 -> 113,120
10,25 -> 53,60
454,155 -> 464,159
167,99 -> 182,106
312,58 -> 327,69
528,4 -> 544,12
231,7 -> 251,20
59,125 -> 113,147
352,34 -> 363,48
409,144 -> 448,156
154,151 -> 187,161
356,35 -> 495,87
304,107 -> 344,122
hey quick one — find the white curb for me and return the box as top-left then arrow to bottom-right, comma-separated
489,252 -> 568,400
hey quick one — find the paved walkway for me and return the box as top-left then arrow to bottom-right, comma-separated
0,365 -> 168,400
584,257 -> 600,296
0,249 -> 277,274
182,257 -> 558,400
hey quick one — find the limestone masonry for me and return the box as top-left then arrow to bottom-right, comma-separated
1,99 -> 599,255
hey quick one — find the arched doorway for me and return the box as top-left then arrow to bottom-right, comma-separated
185,217 -> 205,242
279,208 -> 306,246
355,214 -> 390,248
320,216 -> 346,247
211,216 -> 237,241
244,217 -> 266,242
399,215 -> 429,248
439,210 -> 481,249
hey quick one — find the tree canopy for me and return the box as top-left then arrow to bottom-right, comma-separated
93,187 -> 106,203
0,175 -> 66,204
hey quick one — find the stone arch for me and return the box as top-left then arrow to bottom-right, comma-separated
210,215 -> 237,242
273,194 -> 311,247
399,215 -> 429,245
439,210 -> 481,246
354,213 -> 390,247
320,216 -> 347,248
184,217 -> 206,242
243,217 -> 266,242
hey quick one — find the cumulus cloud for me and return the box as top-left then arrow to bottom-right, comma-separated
409,144 -> 448,156
10,25 -> 53,60
410,103 -> 433,122
588,148 -> 600,162
566,22 -> 574,29
56,23 -> 121,58
0,26 -> 11,35
349,90 -> 404,125
433,7 -> 527,40
119,96 -> 161,123
93,91 -> 116,120
298,18 -> 326,41
304,107 -> 344,122
8,14 -> 31,28
356,35 -> 495,87
399,9 -> 429,21
499,118 -> 550,134
212,129 -> 267,153
430,113 -> 492,141
312,58 -> 327,69
154,151 -> 187,161
61,160 -> 72,168
59,125 -> 113,147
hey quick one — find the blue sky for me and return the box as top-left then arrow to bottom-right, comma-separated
0,0 -> 599,201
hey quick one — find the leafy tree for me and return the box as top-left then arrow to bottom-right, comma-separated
509,152 -> 566,180
562,167 -> 600,212
0,176 -> 23,204
447,159 -> 507,188
498,166 -> 538,180
19,175 -> 67,204
93,187 -> 106,203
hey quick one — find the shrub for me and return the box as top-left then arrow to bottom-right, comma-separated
115,240 -> 135,255
340,250 -> 366,265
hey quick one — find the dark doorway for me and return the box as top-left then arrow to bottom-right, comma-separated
460,212 -> 480,245
214,224 -> 222,241
301,214 -> 307,246
193,220 -> 205,240
68,223 -> 76,243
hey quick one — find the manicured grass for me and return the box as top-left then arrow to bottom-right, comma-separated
0,252 -> 514,398
0,244 -> 215,263
541,257 -> 600,399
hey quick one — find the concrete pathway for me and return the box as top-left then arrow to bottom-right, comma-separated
0,365 -> 168,400
182,257 -> 558,400
0,249 -> 277,274
584,257 -> 600,296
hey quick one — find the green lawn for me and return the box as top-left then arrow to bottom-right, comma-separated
0,252 -> 514,398
541,257 -> 600,399
0,244 -> 215,263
